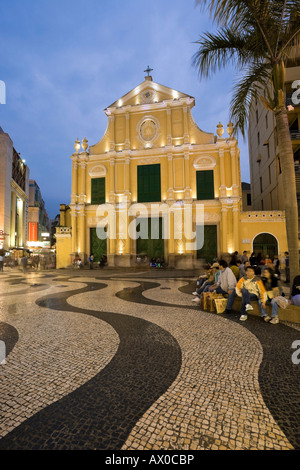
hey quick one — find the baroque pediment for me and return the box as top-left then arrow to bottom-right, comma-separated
105,79 -> 193,111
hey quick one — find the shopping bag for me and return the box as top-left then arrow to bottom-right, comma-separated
207,293 -> 224,312
214,298 -> 228,314
201,292 -> 211,310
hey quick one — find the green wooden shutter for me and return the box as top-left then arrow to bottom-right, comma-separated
196,225 -> 218,262
196,170 -> 214,200
138,164 -> 161,203
90,228 -> 107,261
136,217 -> 164,259
91,178 -> 106,205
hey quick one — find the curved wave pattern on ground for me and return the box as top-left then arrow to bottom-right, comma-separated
176,279 -> 300,450
0,280 -> 182,450
118,278 -> 300,449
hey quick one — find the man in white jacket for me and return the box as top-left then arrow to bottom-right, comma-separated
208,260 -> 237,312
214,260 -> 237,294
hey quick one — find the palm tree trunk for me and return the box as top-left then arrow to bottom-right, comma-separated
274,106 -> 299,285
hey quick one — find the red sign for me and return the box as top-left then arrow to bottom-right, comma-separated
0,230 -> 9,241
28,223 -> 38,242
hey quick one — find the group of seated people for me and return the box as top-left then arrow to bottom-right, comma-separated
192,256 -> 299,324
150,257 -> 165,268
136,255 -> 165,268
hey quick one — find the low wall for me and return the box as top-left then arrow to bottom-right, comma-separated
232,297 -> 300,324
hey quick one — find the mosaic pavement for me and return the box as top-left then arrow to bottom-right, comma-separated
0,268 -> 299,450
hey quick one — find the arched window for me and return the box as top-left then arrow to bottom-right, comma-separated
252,233 -> 278,259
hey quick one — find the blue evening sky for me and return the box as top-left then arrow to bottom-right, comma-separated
0,0 -> 250,218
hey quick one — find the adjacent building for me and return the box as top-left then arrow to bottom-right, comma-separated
241,182 -> 252,211
56,75 -> 288,269
248,56 -> 300,224
0,127 -> 29,253
27,179 -> 50,249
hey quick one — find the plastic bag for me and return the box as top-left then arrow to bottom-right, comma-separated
274,296 -> 289,309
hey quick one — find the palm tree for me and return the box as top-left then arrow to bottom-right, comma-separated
193,0 -> 300,283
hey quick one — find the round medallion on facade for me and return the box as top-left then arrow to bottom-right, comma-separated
140,119 -> 157,142
141,89 -> 155,104
136,115 -> 160,148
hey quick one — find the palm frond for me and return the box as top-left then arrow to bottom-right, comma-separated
192,28 -> 258,79
195,0 -> 300,59
229,62 -> 272,138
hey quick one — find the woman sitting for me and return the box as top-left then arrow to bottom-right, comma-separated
291,275 -> 300,306
260,267 -> 281,324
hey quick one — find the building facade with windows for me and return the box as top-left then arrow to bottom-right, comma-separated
248,57 -> 300,225
0,127 -> 29,252
241,182 -> 253,211
27,179 -> 50,249
56,76 -> 288,268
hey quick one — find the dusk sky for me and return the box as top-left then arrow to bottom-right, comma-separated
0,0 -> 250,219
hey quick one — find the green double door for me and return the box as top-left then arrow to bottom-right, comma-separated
196,225 -> 218,263
136,218 -> 164,260
90,228 -> 107,262
253,233 -> 278,259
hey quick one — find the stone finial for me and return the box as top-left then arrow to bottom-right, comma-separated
74,138 -> 81,153
82,138 -> 88,152
227,121 -> 234,138
216,122 -> 224,139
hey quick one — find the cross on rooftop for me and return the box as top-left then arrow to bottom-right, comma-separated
144,66 -> 153,77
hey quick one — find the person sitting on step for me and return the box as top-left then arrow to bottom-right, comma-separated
233,266 -> 270,322
260,267 -> 281,324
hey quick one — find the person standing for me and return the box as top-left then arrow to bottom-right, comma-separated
20,256 -> 28,274
89,253 -> 94,270
0,254 -> 4,272
240,251 -> 249,264
284,252 -> 290,283
273,254 -> 281,278
238,260 -> 250,279
249,252 -> 257,266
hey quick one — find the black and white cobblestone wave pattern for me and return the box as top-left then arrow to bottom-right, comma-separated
177,280 -> 300,450
1,277 -> 300,450
0,280 -> 182,450
60,277 -> 300,450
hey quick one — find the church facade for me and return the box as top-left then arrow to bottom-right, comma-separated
56,75 -> 288,268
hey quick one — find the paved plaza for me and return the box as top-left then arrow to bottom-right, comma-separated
0,267 -> 300,451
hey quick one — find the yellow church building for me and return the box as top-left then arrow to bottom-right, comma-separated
56,74 -> 288,269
